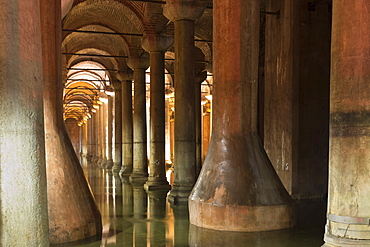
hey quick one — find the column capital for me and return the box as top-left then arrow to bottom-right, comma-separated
127,52 -> 150,70
142,34 -> 174,52
163,0 -> 207,22
116,69 -> 134,82
111,79 -> 122,91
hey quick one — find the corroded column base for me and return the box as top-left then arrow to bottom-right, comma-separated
324,233 -> 370,246
189,201 -> 295,232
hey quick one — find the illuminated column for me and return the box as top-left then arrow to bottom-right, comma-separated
323,1 -> 370,246
40,0 -> 102,243
189,0 -> 295,232
99,98 -> 107,168
0,0 -> 49,245
127,52 -> 150,183
164,0 -> 207,204
142,34 -> 173,191
112,79 -> 123,173
106,95 -> 114,168
118,71 -> 134,176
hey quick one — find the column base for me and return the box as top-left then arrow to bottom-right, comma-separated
324,233 -> 370,246
119,166 -> 133,177
189,200 -> 295,232
129,173 -> 148,185
112,163 -> 122,174
106,159 -> 113,169
144,180 -> 171,192
168,185 -> 194,205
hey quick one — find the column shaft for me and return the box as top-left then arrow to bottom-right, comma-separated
324,1 -> 370,246
189,0 -> 295,232
0,0 -> 49,245
107,96 -> 113,168
131,68 -> 148,182
145,51 -> 171,190
113,86 -> 123,173
168,19 -> 197,203
40,0 -> 102,243
121,80 -> 134,175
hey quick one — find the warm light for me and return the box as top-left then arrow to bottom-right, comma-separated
105,91 -> 115,96
205,95 -> 213,100
99,97 -> 109,104
93,104 -> 99,109
91,108 -> 97,113
97,100 -> 103,105
201,100 -> 208,105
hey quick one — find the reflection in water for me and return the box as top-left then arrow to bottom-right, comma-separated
76,165 -> 326,247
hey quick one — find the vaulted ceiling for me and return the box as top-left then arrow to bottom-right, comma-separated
62,0 -> 213,124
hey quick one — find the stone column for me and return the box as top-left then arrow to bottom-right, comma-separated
106,95 -> 114,168
188,0 -> 295,232
164,0 -> 207,204
127,53 -> 150,183
142,34 -> 174,191
323,1 -> 370,246
118,71 -> 134,176
0,0 -> 49,245
112,79 -> 123,173
40,0 -> 102,243
99,98 -> 107,168
194,47 -> 207,176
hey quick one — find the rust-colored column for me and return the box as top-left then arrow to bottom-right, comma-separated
106,95 -> 114,169
142,34 -> 173,191
118,71 -> 134,176
0,0 -> 49,245
164,0 -> 207,204
40,0 -> 102,243
188,0 -> 295,232
323,1 -> 370,246
112,79 -> 123,173
127,53 -> 150,183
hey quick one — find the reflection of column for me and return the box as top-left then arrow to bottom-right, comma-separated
189,0 -> 295,232
164,0 -> 207,204
172,204 -> 190,247
127,53 -> 150,183
0,0 -> 49,245
40,0 -> 102,243
324,1 -> 370,246
121,176 -> 133,218
132,183 -> 148,246
142,34 -> 173,191
107,96 -> 114,169
120,71 -> 134,176
147,190 -> 168,246
112,79 -> 122,173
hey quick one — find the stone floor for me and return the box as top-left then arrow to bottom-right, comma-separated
54,162 -> 327,247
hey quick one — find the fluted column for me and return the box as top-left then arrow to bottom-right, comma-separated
0,0 -> 49,245
40,0 -> 102,243
142,34 -> 174,191
164,0 -> 207,204
127,53 -> 150,183
323,1 -> 370,246
188,0 -> 295,232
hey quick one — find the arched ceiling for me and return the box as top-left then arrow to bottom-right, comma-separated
62,0 -> 213,125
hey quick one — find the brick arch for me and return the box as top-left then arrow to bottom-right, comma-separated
63,0 -> 144,50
